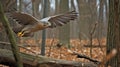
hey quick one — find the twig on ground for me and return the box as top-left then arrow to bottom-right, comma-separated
71,51 -> 100,64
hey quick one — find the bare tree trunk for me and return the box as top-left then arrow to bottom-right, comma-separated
58,0 -> 70,48
32,0 -> 41,19
106,0 -> 120,67
41,0 -> 49,56
77,0 -> 91,40
18,0 -> 23,12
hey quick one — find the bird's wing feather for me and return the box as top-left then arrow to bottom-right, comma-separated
9,12 -> 38,25
47,10 -> 78,28
12,24 -> 24,34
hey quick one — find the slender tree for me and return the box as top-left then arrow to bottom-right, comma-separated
41,0 -> 49,56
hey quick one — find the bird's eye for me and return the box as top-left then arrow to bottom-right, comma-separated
46,23 -> 49,25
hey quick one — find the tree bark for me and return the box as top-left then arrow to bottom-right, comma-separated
106,0 -> 120,67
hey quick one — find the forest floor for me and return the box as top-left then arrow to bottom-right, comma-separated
19,37 -> 106,62
0,38 -> 106,67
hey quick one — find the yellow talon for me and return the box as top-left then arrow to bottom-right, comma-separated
17,32 -> 24,37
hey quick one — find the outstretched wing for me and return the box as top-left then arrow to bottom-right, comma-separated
47,11 -> 78,28
7,11 -> 40,36
8,12 -> 38,25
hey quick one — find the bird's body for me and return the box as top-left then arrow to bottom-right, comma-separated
8,11 -> 78,37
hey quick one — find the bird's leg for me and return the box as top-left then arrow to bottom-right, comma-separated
17,31 -> 24,37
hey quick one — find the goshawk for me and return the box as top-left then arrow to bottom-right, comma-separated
8,11 -> 78,37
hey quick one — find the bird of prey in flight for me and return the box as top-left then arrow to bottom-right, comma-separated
8,11 -> 78,37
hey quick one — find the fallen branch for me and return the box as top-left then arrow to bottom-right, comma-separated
0,49 -> 98,67
71,51 -> 100,64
